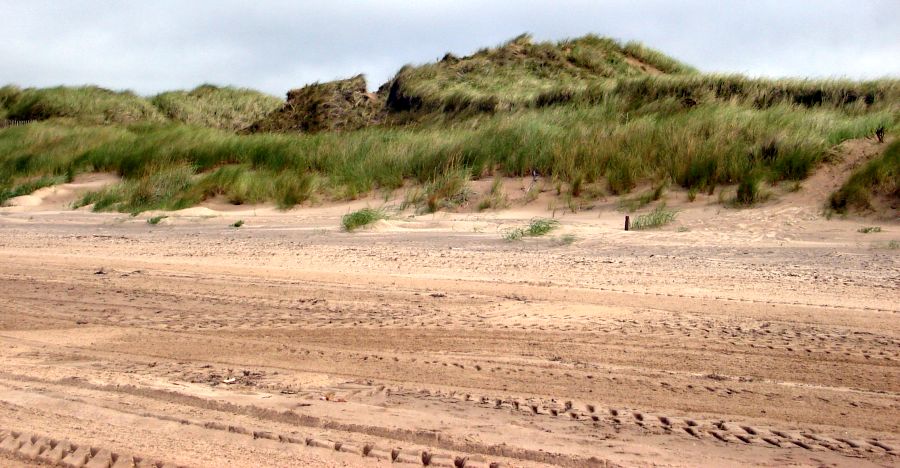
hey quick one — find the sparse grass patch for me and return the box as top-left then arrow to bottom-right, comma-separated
147,215 -> 168,225
556,234 -> 578,245
630,205 -> 677,230
503,218 -> 560,241
341,207 -> 386,231
858,226 -> 882,234
477,177 -> 509,211
619,180 -> 668,211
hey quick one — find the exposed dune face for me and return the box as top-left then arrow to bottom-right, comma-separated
1,173 -> 120,212
0,158 -> 898,467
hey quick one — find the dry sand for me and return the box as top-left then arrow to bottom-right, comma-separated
0,140 -> 897,467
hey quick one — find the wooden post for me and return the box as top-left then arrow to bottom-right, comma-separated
624,215 -> 630,231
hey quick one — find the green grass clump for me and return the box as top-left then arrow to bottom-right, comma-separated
341,207 -> 386,231
830,140 -> 900,212
152,84 -> 282,131
734,171 -> 765,206
858,226 -> 882,233
6,86 -> 164,125
630,205 -> 677,230
231,219 -> 244,228
503,218 -> 560,240
147,215 -> 168,225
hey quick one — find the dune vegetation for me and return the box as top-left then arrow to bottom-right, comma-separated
0,34 -> 897,213
830,139 -> 899,213
151,84 -> 283,131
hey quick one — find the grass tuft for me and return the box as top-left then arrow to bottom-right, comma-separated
734,172 -> 767,206
147,215 -> 168,225
630,205 -> 677,230
342,207 -> 386,231
503,218 -> 560,241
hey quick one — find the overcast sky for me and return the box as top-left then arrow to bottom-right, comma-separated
1,0 -> 898,97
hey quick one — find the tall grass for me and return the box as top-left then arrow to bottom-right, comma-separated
1,93 -> 894,213
0,85 -> 21,119
622,41 -> 698,74
630,205 -> 677,230
151,84 -> 282,131
386,33 -> 691,116
5,86 -> 165,125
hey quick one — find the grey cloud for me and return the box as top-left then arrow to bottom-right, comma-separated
0,0 -> 897,97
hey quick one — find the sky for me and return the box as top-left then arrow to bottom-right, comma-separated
1,0 -> 898,97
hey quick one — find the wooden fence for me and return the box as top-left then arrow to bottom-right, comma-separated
0,119 -> 38,129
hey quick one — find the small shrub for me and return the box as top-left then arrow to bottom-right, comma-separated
630,205 -> 677,230
341,207 -> 386,231
858,226 -> 882,234
887,240 -> 899,250
231,220 -> 244,228
147,215 -> 168,225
